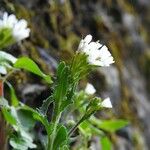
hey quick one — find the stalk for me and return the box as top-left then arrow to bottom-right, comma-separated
0,80 -> 3,97
47,112 -> 61,150
68,116 -> 85,136
0,79 -> 8,150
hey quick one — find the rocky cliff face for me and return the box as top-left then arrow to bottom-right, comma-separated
0,0 -> 150,149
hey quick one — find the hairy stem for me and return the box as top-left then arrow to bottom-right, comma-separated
68,116 -> 85,136
47,113 -> 61,150
0,80 -> 3,97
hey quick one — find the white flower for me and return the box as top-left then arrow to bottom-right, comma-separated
78,34 -> 114,66
85,83 -> 96,95
101,97 -> 112,108
0,12 -> 30,41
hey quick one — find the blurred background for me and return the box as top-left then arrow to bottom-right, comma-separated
0,0 -> 150,149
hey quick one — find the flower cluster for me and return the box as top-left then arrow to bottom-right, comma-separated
0,12 -> 30,41
78,34 -> 114,66
78,35 -> 114,109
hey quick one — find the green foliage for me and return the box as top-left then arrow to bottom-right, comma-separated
2,108 -> 17,125
53,62 -> 70,107
20,104 -> 53,136
101,136 -> 112,150
7,82 -> 19,107
52,61 -> 75,122
0,33 -> 128,150
53,125 -> 69,150
99,120 -> 129,132
2,105 -> 36,149
17,109 -> 36,130
70,52 -> 91,82
10,134 -> 36,150
39,95 -> 53,115
59,145 -> 69,150
0,96 -> 9,107
91,117 -> 129,132
0,28 -> 15,49
79,121 -> 93,138
14,57 -> 52,84
33,112 -> 53,136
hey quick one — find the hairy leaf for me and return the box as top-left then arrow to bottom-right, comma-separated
10,134 -> 36,150
53,125 -> 68,150
20,104 -> 53,136
39,95 -> 53,115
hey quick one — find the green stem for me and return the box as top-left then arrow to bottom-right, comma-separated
68,116 -> 85,136
47,113 -> 61,150
2,69 -> 16,83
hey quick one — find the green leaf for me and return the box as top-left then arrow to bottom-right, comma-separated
79,121 -> 92,138
99,120 -> 129,132
17,109 -> 36,130
57,61 -> 66,77
2,108 -> 17,125
39,95 -> 53,115
53,62 -> 70,115
54,62 -> 69,102
7,82 -> 19,107
60,83 -> 76,111
79,121 -> 103,138
20,104 -> 53,136
0,97 -> 9,107
101,136 -> 112,150
53,125 -> 68,150
10,135 -> 28,150
2,106 -> 36,150
59,145 -> 69,150
10,134 -> 36,150
91,117 -> 129,132
33,112 -> 53,136
14,57 -> 52,84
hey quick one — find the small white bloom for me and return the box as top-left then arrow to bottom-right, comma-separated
85,83 -> 96,95
0,12 -> 30,41
78,34 -> 115,66
101,97 -> 112,108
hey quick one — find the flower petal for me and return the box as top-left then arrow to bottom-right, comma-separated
85,83 -> 96,95
101,97 -> 112,108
